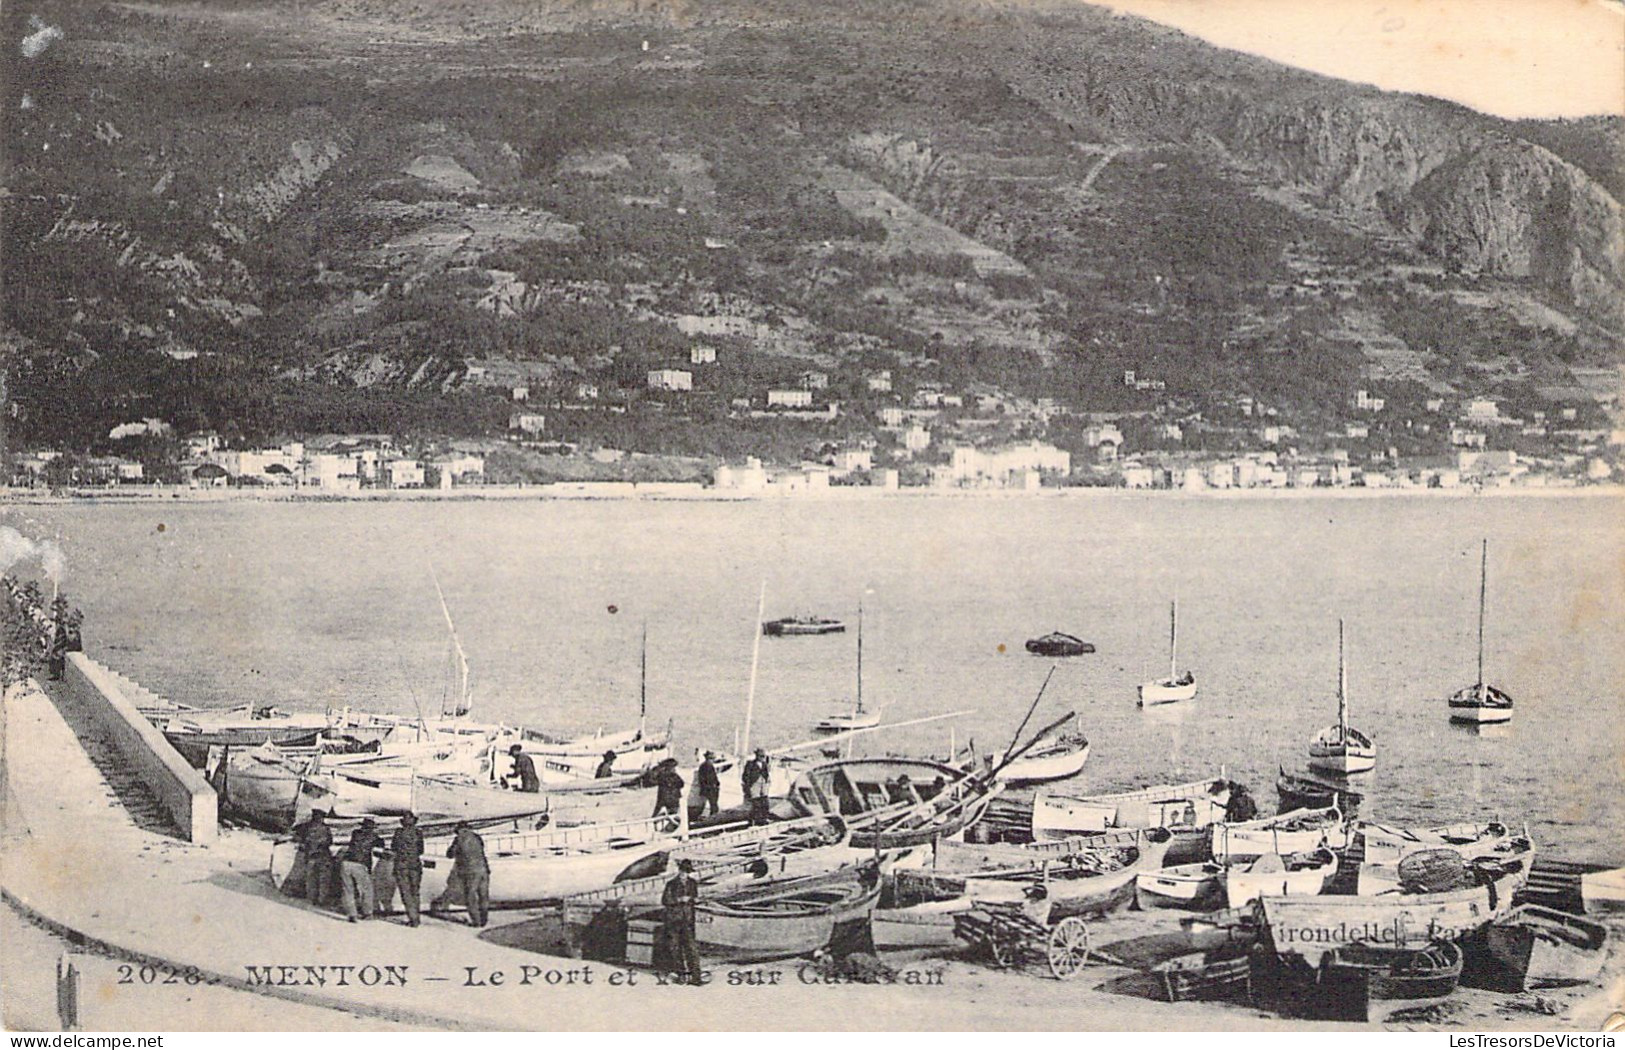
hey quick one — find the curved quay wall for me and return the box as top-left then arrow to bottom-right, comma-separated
59,653 -> 217,843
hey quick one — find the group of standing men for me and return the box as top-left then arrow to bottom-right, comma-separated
288,810 -> 492,927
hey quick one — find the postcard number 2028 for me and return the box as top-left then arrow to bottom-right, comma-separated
116,963 -> 210,985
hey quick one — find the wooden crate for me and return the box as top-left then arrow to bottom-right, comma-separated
626,918 -> 661,967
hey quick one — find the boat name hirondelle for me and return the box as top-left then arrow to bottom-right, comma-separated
1273,914 -> 1470,948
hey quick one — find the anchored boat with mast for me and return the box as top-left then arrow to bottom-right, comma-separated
1138,598 -> 1196,706
814,602 -> 880,733
1307,619 -> 1376,775
1448,539 -> 1514,725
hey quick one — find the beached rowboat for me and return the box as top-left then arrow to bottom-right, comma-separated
1211,806 -> 1348,863
694,864 -> 881,962
1481,905 -> 1609,990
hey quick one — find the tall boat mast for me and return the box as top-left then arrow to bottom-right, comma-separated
856,600 -> 865,716
741,580 -> 766,756
1476,538 -> 1488,691
639,621 -> 648,740
429,562 -> 471,719
1168,598 -> 1179,680
1337,618 -> 1349,742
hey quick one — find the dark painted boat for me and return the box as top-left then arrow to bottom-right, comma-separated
762,616 -> 845,637
1153,948 -> 1252,1003
169,725 -> 324,767
1480,905 -> 1609,990
1275,765 -> 1364,815
1321,940 -> 1463,1001
788,757 -> 1001,850
695,863 -> 882,962
1025,632 -> 1094,657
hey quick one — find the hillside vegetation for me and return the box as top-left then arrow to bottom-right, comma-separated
3,0 -> 1620,452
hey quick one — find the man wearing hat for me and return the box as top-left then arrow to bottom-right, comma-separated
595,749 -> 618,779
441,821 -> 490,927
384,812 -> 425,926
743,748 -> 772,826
290,807 -> 335,905
652,758 -> 686,822
508,744 -> 540,793
661,858 -> 703,984
340,817 -> 382,922
695,751 -> 721,819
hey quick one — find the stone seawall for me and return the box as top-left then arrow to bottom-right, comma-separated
58,653 -> 217,842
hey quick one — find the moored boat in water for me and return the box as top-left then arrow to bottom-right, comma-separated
1138,599 -> 1197,706
988,725 -> 1091,785
813,602 -> 881,734
1306,620 -> 1375,775
1024,632 -> 1094,657
762,616 -> 845,637
1448,540 -> 1514,725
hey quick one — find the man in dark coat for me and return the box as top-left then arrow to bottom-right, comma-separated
694,752 -> 721,819
1224,781 -> 1259,823
742,749 -> 771,826
340,817 -> 381,922
661,858 -> 703,984
444,822 -> 490,927
389,812 -> 425,926
652,759 -> 685,820
595,749 -> 618,779
508,744 -> 540,793
292,809 -> 334,905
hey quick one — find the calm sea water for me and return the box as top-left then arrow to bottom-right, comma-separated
7,493 -> 1622,861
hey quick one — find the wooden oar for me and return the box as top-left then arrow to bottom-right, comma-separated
988,711 -> 1076,781
996,664 -> 1057,767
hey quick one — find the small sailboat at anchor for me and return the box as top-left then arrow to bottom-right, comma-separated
814,602 -> 880,733
1307,619 -> 1375,775
1138,598 -> 1196,706
1447,539 -> 1514,725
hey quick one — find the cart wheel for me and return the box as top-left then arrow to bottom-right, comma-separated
1047,917 -> 1090,980
988,932 -> 1016,968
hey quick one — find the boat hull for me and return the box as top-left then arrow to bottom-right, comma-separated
1322,941 -> 1463,1004
1032,776 -> 1229,841
1211,808 -> 1348,863
1581,867 -> 1625,916
1259,871 -> 1523,966
1448,684 -> 1514,724
695,868 -> 881,962
1225,852 -> 1336,910
993,739 -> 1090,785
1305,751 -> 1375,776
1135,865 -> 1222,911
1482,905 -> 1609,990
1137,678 -> 1197,706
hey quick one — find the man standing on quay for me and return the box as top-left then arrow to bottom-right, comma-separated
388,812 -> 425,926
662,858 -> 704,985
443,821 -> 490,927
340,817 -> 381,922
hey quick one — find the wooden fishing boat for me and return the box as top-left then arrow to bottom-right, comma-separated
989,728 -> 1091,786
763,616 -> 845,637
205,741 -> 326,831
1135,862 -> 1224,911
1032,776 -> 1230,842
168,725 -> 325,767
1275,766 -> 1364,815
1361,820 -> 1518,859
931,828 -> 1172,920
1448,539 -> 1514,725
1581,866 -> 1625,916
1024,632 -> 1093,657
1258,866 -> 1525,966
788,757 -> 1001,850
1152,949 -> 1252,1003
1138,599 -> 1197,706
1321,940 -> 1463,1001
1211,806 -> 1348,863
1224,848 -> 1337,909
694,863 -> 881,962
1356,826 -> 1532,894
1480,905 -> 1609,990
271,814 -> 678,906
1306,620 -> 1376,775
814,603 -> 881,733
873,873 -> 976,950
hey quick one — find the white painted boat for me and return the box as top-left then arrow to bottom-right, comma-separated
1134,862 -> 1223,911
695,864 -> 882,962
271,815 -> 678,906
990,729 -> 1090,785
932,828 -> 1171,920
1138,599 -> 1197,706
1448,541 -> 1514,725
1306,620 -> 1376,775
1210,806 -> 1348,862
1033,775 -> 1229,840
1357,820 -> 1516,866
1223,848 -> 1337,908
1258,867 -> 1525,966
1581,866 -> 1625,916
814,602 -> 882,734
1358,837 -> 1535,895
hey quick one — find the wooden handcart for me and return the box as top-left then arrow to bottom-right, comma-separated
952,898 -> 1092,980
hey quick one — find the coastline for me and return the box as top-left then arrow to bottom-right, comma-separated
4,482 -> 1623,506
